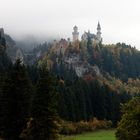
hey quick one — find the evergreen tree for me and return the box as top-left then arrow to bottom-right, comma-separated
1,59 -> 32,140
87,37 -> 94,65
0,73 -> 6,137
30,68 -> 60,140
57,84 -> 68,120
0,44 -> 12,73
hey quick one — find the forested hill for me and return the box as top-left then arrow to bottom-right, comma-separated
37,39 -> 140,81
94,43 -> 140,80
0,32 -> 140,140
35,39 -> 140,125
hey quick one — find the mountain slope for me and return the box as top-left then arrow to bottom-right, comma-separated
37,39 -> 140,81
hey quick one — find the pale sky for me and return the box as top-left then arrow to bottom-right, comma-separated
0,0 -> 140,49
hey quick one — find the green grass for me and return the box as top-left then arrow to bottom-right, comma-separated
60,129 -> 116,140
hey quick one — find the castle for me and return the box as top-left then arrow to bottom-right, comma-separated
73,22 -> 102,43
48,22 -> 102,76
52,22 -> 102,55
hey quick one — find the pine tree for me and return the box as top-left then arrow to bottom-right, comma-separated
0,73 -> 6,138
1,59 -> 32,140
30,68 -> 60,140
87,37 -> 94,65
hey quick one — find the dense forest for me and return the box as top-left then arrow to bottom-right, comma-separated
0,31 -> 140,139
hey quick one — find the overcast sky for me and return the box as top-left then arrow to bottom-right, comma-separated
0,0 -> 140,49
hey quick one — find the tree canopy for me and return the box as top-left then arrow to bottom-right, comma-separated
116,97 -> 140,140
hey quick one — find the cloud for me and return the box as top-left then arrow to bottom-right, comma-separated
0,0 -> 140,49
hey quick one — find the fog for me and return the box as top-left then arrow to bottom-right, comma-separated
0,0 -> 140,49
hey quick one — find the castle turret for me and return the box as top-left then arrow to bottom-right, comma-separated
96,22 -> 102,42
72,26 -> 79,42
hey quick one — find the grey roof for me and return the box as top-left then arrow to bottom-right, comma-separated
86,32 -> 96,39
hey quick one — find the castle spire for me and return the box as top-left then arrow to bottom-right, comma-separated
96,22 -> 102,42
97,21 -> 101,30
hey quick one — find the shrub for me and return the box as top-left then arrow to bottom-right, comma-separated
60,121 -> 76,135
60,118 -> 112,135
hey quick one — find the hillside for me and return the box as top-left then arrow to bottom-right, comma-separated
32,38 -> 140,125
1,29 -> 140,124
0,28 -> 12,72
37,38 -> 140,81
0,29 -> 140,139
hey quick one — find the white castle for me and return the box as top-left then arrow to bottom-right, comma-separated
72,22 -> 102,44
51,22 -> 102,57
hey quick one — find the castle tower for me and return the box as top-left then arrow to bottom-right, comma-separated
96,22 -> 102,42
72,26 -> 79,42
